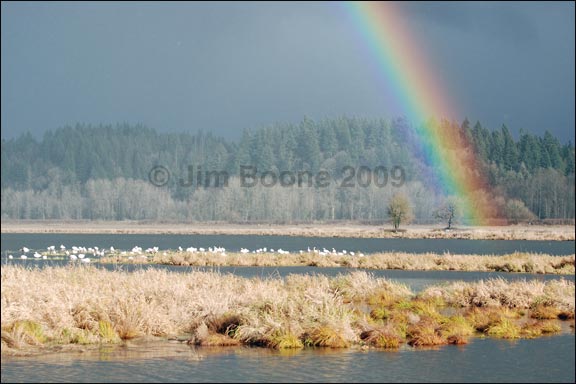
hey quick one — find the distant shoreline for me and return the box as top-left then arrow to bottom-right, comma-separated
1,220 -> 574,241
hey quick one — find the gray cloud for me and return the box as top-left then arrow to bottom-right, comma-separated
1,1 -> 574,142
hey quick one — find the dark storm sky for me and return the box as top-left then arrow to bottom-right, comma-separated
1,1 -> 574,142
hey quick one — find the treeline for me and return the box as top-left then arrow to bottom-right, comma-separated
1,117 -> 574,222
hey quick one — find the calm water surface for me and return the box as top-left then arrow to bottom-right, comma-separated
2,233 -> 574,255
1,335 -> 574,383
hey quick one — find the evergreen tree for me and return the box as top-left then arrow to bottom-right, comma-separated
490,129 -> 505,166
501,124 -> 519,171
297,117 -> 321,171
319,126 -> 337,158
543,131 -> 563,169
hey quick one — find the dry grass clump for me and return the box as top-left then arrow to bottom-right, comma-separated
189,323 -> 241,347
1,321 -> 47,348
303,325 -> 351,348
360,324 -> 405,348
464,307 -> 522,333
406,317 -> 447,347
530,304 -> 561,320
420,278 -> 575,311
486,318 -> 522,339
331,271 -> 412,304
369,306 -> 391,321
439,315 -> 475,344
521,320 -> 562,338
265,330 -> 304,349
98,320 -> 120,343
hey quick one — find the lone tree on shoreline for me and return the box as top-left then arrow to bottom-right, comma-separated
387,193 -> 413,230
435,196 -> 462,229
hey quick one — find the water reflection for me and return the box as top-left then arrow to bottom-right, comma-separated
2,336 -> 574,383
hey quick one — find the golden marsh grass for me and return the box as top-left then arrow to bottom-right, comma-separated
99,251 -> 575,275
1,266 -> 574,354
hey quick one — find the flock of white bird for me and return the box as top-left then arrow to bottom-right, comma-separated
7,244 -> 364,262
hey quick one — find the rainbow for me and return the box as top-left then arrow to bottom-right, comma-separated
343,1 -> 501,225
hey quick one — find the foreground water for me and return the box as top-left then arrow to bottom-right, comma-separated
2,233 -> 575,255
1,335 -> 574,383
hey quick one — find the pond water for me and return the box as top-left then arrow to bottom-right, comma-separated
2,233 -> 574,383
1,335 -> 574,383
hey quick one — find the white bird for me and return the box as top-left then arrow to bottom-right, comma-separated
21,247 -> 30,253
20,255 -> 27,259
8,255 -> 13,259
70,254 -> 78,260
34,252 -> 42,258
60,244 -> 66,250
42,255 -> 47,260
78,254 -> 85,259
81,258 -> 91,263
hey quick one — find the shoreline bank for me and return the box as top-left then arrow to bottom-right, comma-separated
1,221 -> 574,241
